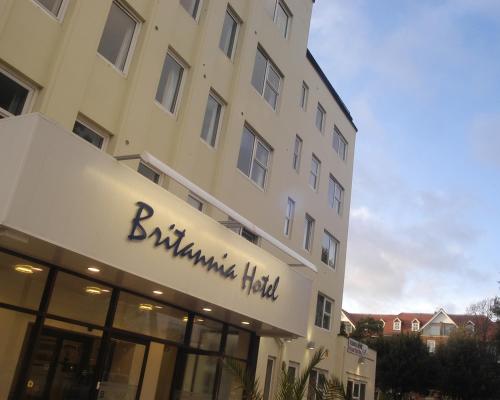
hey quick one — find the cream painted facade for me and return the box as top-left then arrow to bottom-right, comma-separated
0,0 -> 364,399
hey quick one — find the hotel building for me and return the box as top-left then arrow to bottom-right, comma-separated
0,0 -> 370,399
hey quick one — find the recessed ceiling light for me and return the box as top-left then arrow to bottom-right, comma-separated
241,321 -> 250,325
101,289 -> 111,293
182,316 -> 189,322
139,303 -> 153,311
14,264 -> 34,274
87,267 -> 100,273
196,318 -> 204,322
85,286 -> 102,295
153,290 -> 163,295
32,267 -> 44,272
154,305 -> 163,309
202,307 -> 212,312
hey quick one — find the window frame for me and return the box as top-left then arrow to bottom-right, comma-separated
303,213 -> 315,252
333,126 -> 348,161
321,230 -> 339,269
137,161 -> 162,184
300,81 -> 309,110
309,368 -> 328,400
219,6 -> 240,60
273,0 -> 291,38
97,1 -> 141,75
315,103 -> 326,133
187,194 -> 204,211
411,319 -> 420,332
0,68 -> 35,118
287,361 -> 300,380
263,356 -> 276,400
328,175 -> 344,215
72,117 -> 109,150
309,155 -> 321,191
284,197 -> 295,237
200,90 -> 225,148
292,135 -> 302,172
179,0 -> 202,21
155,50 -> 187,116
251,47 -> 283,111
427,339 -> 436,353
237,125 -> 272,190
31,0 -> 69,21
393,318 -> 401,331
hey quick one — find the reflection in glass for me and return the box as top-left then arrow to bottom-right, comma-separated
190,318 -> 223,351
218,359 -> 245,400
179,354 -> 218,399
225,328 -> 251,359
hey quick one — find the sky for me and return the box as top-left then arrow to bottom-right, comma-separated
308,0 -> 500,314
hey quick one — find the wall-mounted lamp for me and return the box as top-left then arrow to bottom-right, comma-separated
307,341 -> 316,350
358,357 -> 365,365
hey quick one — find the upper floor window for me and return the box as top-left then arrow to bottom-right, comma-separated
284,197 -> 295,237
0,70 -> 34,118
333,126 -> 348,160
292,135 -> 302,171
251,47 -> 282,110
237,125 -> 271,189
72,119 -> 108,150
411,320 -> 420,332
33,0 -> 66,19
98,1 -> 140,73
303,214 -> 315,252
187,194 -> 203,211
315,293 -> 332,330
273,0 -> 291,38
393,319 -> 401,331
300,81 -> 309,110
219,8 -> 239,59
138,162 -> 161,184
315,103 -> 325,132
309,155 -> 321,190
156,52 -> 186,114
180,0 -> 201,19
328,175 -> 344,214
200,91 -> 223,147
321,230 -> 338,269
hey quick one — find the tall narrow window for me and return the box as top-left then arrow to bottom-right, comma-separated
237,126 -> 272,189
156,52 -> 185,114
333,126 -> 348,160
315,103 -> 325,132
0,70 -> 33,118
34,0 -> 65,18
263,357 -> 275,400
219,8 -> 239,59
73,120 -> 107,150
315,293 -> 332,330
180,0 -> 201,19
308,369 -> 328,400
98,1 -> 139,72
321,230 -> 338,269
328,175 -> 344,214
200,91 -> 223,147
274,0 -> 291,38
284,198 -> 295,237
292,135 -> 302,171
251,47 -> 282,110
300,81 -> 308,110
309,155 -> 321,190
287,361 -> 299,380
304,214 -> 315,251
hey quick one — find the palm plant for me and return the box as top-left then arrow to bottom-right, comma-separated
224,347 -> 347,400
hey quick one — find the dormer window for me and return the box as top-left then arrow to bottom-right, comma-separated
393,318 -> 401,331
465,321 -> 475,333
411,319 -> 420,332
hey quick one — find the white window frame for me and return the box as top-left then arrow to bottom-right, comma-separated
316,103 -> 326,132
137,161 -> 162,184
219,6 -> 240,60
155,50 -> 187,116
273,0 -> 291,38
200,90 -> 225,148
252,47 -> 282,111
333,126 -> 348,161
427,339 -> 436,353
237,125 -> 272,190
287,361 -> 300,380
73,117 -> 109,150
97,1 -> 141,75
263,356 -> 276,400
350,380 -> 366,400
187,193 -> 204,211
309,368 -> 328,399
0,68 -> 35,118
411,319 -> 420,332
309,155 -> 321,191
303,214 -> 315,252
315,293 -> 333,330
292,135 -> 302,172
180,0 -> 203,21
31,0 -> 69,21
284,197 -> 295,237
380,319 -> 385,328
328,175 -> 344,215
300,81 -> 309,110
321,230 -> 339,269
393,318 -> 401,331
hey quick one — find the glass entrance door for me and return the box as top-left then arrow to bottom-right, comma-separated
97,335 -> 148,400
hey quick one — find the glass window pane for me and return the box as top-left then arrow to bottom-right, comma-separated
264,85 -> 278,109
98,2 -> 136,71
156,54 -> 184,113
187,194 -> 203,211
0,72 -> 29,116
316,106 -> 324,131
48,272 -> 111,326
237,127 -> 255,176
315,295 -> 324,327
113,292 -> 186,342
0,252 -> 48,310
267,66 -> 280,91
73,121 -> 104,149
263,358 -> 274,400
251,49 -> 267,94
251,162 -> 266,187
35,0 -> 64,16
190,317 -> 223,351
323,313 -> 330,330
218,359 -> 245,400
180,354 -> 218,398
219,11 -> 238,58
0,309 -> 36,398
200,94 -> 221,147
180,0 -> 200,18
138,162 -> 160,183
255,142 -> 269,166
225,327 -> 251,358
275,3 -> 289,37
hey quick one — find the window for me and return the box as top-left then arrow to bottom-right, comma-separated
251,47 -> 282,110
155,52 -> 185,114
333,126 -> 348,160
284,197 -> 295,237
328,175 -> 344,214
393,319 -> 401,331
321,230 -> 338,269
33,0 -> 66,18
72,120 -> 107,149
344,323 -> 353,335
380,319 -> 385,328
0,70 -> 33,118
273,0 -> 291,38
315,103 -> 325,132
412,320 -> 420,332
219,8 -> 239,59
180,0 -> 201,19
200,91 -> 223,147
263,357 -> 275,400
427,339 -> 436,353
241,227 -> 259,244
97,1 -> 139,72
226,219 -> 260,245
308,369 -> 327,400
287,361 -> 299,380
187,194 -> 203,211
303,214 -> 315,251
309,155 -> 321,190
347,380 -> 366,400
138,162 -> 160,183
300,81 -> 309,110
292,135 -> 302,171
237,125 -> 272,189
